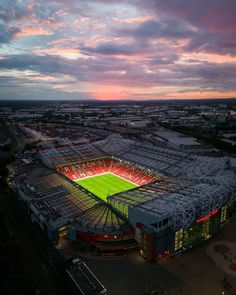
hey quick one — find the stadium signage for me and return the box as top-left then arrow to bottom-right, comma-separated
196,209 -> 219,223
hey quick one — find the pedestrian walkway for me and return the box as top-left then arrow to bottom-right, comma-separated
207,241 -> 236,277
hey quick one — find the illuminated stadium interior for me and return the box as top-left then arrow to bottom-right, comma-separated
76,173 -> 137,201
57,157 -> 158,202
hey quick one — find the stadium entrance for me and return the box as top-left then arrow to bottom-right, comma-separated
174,205 -> 229,253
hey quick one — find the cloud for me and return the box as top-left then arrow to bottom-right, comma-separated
139,0 -> 236,56
119,19 -> 196,40
0,0 -> 236,100
1,53 -> 236,94
14,27 -> 53,38
185,31 -> 236,56
32,1 -> 62,20
0,23 -> 19,44
81,42 -> 148,56
140,0 -> 236,31
0,0 -> 29,22
81,43 -> 134,56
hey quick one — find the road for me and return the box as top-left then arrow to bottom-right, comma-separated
10,123 -> 32,155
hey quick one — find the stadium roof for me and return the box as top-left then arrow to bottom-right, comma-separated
95,133 -> 134,154
109,175 -> 236,230
14,166 -> 130,233
95,134 -> 230,179
20,134 -> 236,232
39,141 -> 106,168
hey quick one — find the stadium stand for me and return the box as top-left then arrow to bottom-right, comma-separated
95,135 -> 230,179
57,157 -> 157,186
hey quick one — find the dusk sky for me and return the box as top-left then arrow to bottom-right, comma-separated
0,0 -> 236,101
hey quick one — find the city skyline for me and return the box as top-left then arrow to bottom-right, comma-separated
0,0 -> 236,101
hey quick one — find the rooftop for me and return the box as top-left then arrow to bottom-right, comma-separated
14,166 -> 129,233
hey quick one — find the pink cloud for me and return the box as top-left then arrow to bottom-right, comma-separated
14,27 -> 53,38
112,15 -> 151,24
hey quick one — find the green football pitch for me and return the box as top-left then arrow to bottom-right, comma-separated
76,173 -> 138,202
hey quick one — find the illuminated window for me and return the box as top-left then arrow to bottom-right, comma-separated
220,205 -> 227,224
174,229 -> 183,251
202,219 -> 210,239
59,225 -> 67,232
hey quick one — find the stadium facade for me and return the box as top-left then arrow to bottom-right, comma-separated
13,134 -> 236,261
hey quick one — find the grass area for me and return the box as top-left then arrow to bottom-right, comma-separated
76,173 -> 137,202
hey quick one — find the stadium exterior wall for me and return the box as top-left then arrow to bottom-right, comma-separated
129,203 -> 231,260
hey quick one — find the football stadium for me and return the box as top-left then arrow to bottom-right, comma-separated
13,134 -> 236,261
57,157 -> 157,201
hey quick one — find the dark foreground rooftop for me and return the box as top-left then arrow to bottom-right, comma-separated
66,260 -> 106,295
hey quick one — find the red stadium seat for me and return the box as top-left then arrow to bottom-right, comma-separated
57,158 -> 156,186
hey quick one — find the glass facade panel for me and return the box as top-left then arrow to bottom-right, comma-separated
220,205 -> 227,224
174,208 -> 224,254
174,229 -> 183,251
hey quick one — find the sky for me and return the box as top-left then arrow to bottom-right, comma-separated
0,0 -> 236,101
